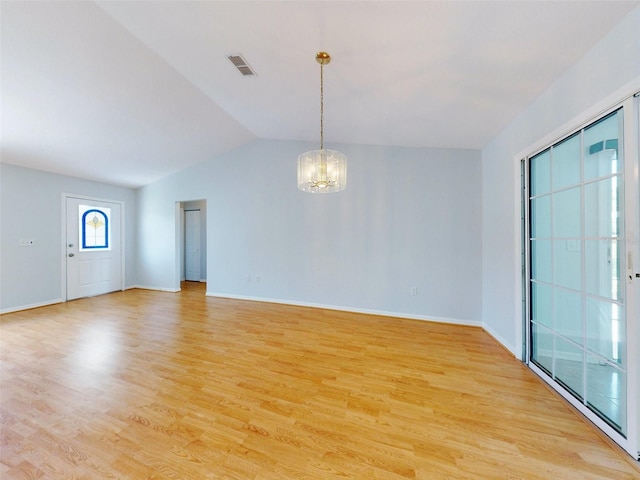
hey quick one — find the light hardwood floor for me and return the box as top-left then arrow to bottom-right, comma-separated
1,282 -> 638,479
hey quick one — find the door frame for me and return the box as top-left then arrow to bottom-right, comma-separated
61,193 -> 125,301
519,92 -> 640,459
184,208 -> 202,282
175,199 -> 207,288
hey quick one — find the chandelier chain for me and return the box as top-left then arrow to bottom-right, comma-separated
320,63 -> 324,150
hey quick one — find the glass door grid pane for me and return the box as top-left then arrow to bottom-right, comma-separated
529,108 -> 626,435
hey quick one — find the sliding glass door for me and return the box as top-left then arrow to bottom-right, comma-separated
526,96 -> 639,456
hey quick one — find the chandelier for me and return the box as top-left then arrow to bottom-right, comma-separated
297,52 -> 347,193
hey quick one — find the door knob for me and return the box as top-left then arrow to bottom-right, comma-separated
68,253 -> 74,257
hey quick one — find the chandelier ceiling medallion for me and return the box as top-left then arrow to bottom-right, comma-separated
297,52 -> 347,193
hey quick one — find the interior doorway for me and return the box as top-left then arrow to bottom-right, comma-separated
185,210 -> 201,281
179,200 -> 207,285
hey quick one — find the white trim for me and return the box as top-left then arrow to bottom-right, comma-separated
514,149 -> 525,360
205,291 -> 481,327
521,158 -> 531,362
530,362 -> 637,460
0,298 -> 64,315
60,194 -> 66,302
175,200 -> 208,292
622,93 -> 640,461
514,78 -> 640,162
134,285 -> 181,293
61,193 -> 126,301
483,322 -> 517,356
174,202 -> 183,292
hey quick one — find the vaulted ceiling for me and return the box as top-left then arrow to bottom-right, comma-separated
1,1 -> 637,187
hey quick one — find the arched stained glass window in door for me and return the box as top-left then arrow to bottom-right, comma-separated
79,205 -> 110,251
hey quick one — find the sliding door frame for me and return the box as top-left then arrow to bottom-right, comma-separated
521,93 -> 639,459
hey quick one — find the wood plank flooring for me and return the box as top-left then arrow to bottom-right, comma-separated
1,282 -> 638,479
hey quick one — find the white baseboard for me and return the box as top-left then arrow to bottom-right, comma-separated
1,288 -> 479,332
1,298 -> 64,315
133,285 -> 181,293
205,291 -> 481,327
482,323 -> 517,356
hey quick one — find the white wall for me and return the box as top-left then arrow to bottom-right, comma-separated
481,6 -> 640,355
137,139 -> 483,324
0,164 -> 137,312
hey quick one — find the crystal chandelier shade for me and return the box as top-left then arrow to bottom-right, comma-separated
297,52 -> 347,193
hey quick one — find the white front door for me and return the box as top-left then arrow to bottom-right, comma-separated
185,209 -> 201,281
66,196 -> 123,300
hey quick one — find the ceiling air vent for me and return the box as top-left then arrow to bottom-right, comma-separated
227,54 -> 256,76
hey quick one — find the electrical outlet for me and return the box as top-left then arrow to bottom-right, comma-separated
410,287 -> 417,296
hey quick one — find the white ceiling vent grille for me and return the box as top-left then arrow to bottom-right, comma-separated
227,54 -> 256,76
